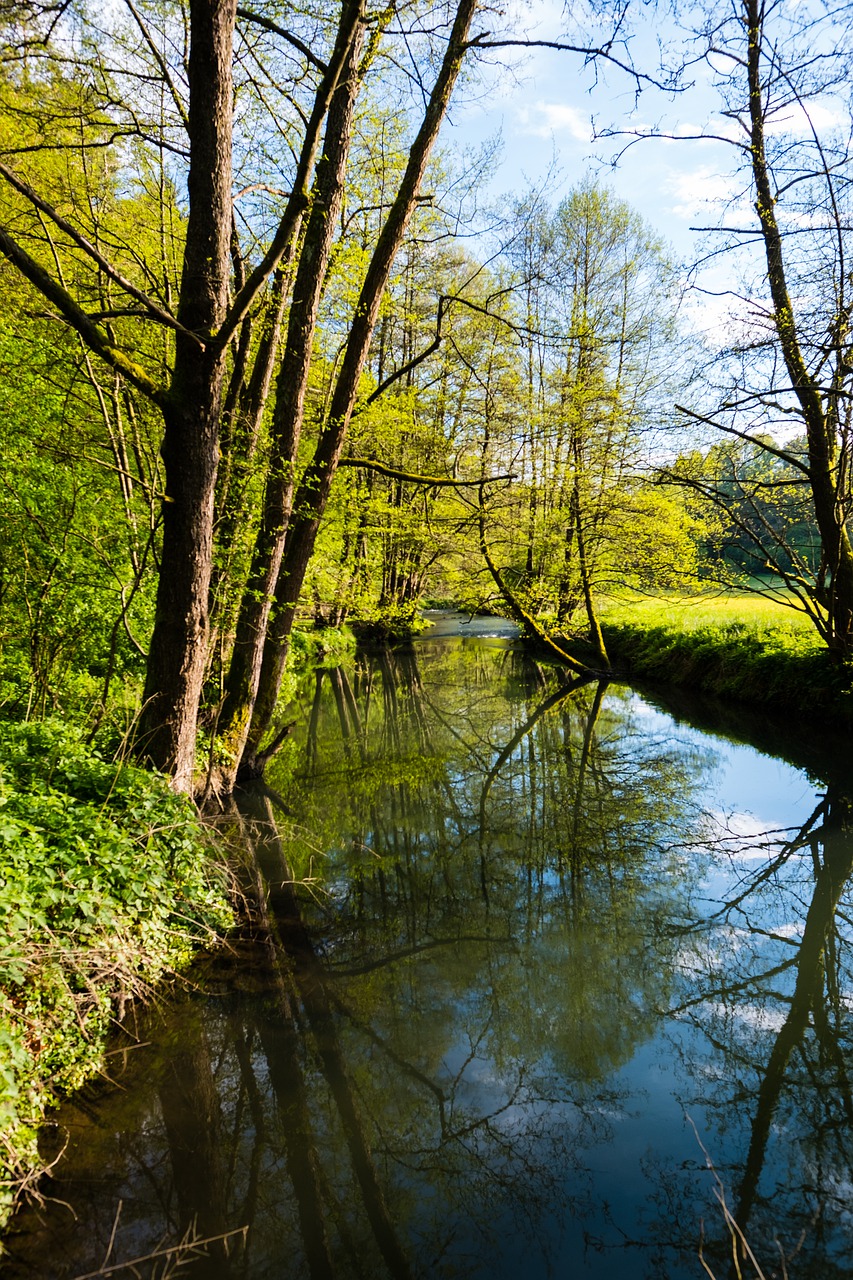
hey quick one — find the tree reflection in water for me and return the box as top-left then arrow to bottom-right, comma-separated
5,634 -> 853,1279
658,784 -> 853,1279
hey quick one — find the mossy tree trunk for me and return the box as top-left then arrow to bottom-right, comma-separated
237,0 -> 483,779
216,2 -> 366,778
135,0 -> 237,789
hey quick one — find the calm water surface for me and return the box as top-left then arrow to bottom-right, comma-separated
6,621 -> 853,1279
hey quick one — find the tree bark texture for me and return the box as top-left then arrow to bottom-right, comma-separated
137,0 -> 236,790
239,0 -> 483,776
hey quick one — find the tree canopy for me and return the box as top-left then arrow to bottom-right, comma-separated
2,0 -> 853,790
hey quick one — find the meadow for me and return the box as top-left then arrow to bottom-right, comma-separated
590,588 -> 852,722
601,586 -> 820,636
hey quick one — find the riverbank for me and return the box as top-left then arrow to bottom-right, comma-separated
360,604 -> 853,724
0,621 -> 358,1230
496,592 -> 850,724
6,635 -> 850,1279
0,720 -> 233,1231
594,604 -> 853,725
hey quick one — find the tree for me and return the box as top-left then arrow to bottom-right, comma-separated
1,0 -> 365,788
0,99 -> 168,721
667,0 -> 853,659
0,0 -> 485,789
473,183 -> 689,660
666,434 -> 825,620
0,0 -> 682,788
223,0 -> 482,781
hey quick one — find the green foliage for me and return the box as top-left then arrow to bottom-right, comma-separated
0,274 -> 158,720
288,624 -> 356,667
665,437 -> 819,582
0,720 -> 233,1226
0,54 -> 173,722
607,488 -> 702,590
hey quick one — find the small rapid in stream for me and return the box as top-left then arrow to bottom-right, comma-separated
5,615 -> 853,1279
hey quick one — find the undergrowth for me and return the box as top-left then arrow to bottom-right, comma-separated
0,720 -> 233,1230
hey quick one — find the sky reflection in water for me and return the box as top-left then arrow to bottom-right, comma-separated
6,632 -> 853,1280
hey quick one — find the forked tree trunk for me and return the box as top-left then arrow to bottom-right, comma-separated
237,0 -> 482,778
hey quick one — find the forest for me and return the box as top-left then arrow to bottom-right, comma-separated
1,0 -> 853,1268
2,0 -> 852,791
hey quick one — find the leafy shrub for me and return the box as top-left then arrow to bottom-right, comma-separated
0,720 -> 233,1226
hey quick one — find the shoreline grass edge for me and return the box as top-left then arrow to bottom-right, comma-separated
0,720 -> 235,1235
594,615 -> 853,724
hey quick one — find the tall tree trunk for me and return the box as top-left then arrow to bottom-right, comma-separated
207,263 -> 292,680
570,437 -> 609,668
238,0 -> 483,778
215,264 -> 290,543
137,0 -> 236,790
215,2 -> 366,778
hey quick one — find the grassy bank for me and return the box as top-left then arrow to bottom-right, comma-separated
0,720 -> 233,1229
595,593 -> 853,722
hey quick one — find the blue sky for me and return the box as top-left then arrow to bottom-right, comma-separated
452,2 -> 731,254
447,0 -> 848,342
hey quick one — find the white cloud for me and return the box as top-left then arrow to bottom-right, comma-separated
515,101 -> 592,141
664,165 -> 746,222
702,807 -> 792,853
765,96 -> 846,138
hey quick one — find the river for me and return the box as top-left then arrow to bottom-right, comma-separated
5,615 -> 853,1279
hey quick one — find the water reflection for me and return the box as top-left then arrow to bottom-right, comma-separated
5,637 -> 853,1279
664,785 -> 853,1276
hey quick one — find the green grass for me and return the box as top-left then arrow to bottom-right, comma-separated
601,588 -> 819,637
590,589 -> 853,721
